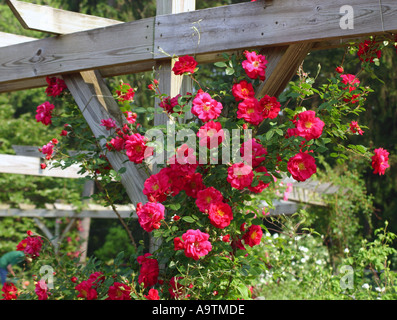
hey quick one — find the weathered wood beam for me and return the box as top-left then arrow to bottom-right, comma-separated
62,70 -> 149,206
1,0 -> 395,93
0,154 -> 85,178
257,42 -> 313,98
6,0 -> 122,34
0,32 -> 37,47
0,203 -> 137,219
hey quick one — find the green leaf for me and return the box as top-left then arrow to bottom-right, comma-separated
225,67 -> 235,76
182,216 -> 195,223
214,61 -> 227,68
266,130 -> 274,140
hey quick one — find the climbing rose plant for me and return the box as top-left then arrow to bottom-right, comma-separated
7,35 -> 393,300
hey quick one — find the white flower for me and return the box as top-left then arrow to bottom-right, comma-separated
315,259 -> 322,265
344,248 -> 349,253
299,246 -> 309,253
362,283 -> 370,289
301,257 -> 307,263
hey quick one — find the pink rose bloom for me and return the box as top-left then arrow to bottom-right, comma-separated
124,111 -> 137,124
100,118 -> 116,130
174,229 -> 212,261
145,288 -> 160,300
108,136 -> 126,151
124,133 -> 150,164
242,50 -> 268,81
39,142 -> 55,160
259,95 -> 281,119
116,83 -> 135,102
75,280 -> 98,300
183,172 -> 205,198
242,225 -> 263,247
240,138 -> 267,168
287,152 -> 317,182
349,121 -> 364,135
197,121 -> 225,149
159,94 -> 183,114
137,253 -> 159,288
35,280 -> 49,300
340,74 -> 360,92
248,166 -> 272,194
371,148 -> 390,175
35,101 -> 54,126
288,110 -> 324,141
45,76 -> 67,97
208,201 -> 233,229
16,234 -> 43,259
232,80 -> 255,102
136,201 -> 165,232
195,187 -> 224,212
227,162 -> 254,190
106,282 -> 132,300
237,97 -> 264,126
172,55 -> 198,75
143,171 -> 170,203
169,143 -> 196,165
192,91 -> 223,122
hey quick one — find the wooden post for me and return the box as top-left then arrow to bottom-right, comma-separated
79,180 -> 95,264
149,0 -> 196,254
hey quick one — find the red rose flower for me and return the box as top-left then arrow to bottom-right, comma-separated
174,229 -> 212,261
172,55 -> 198,75
287,152 -> 317,182
35,101 -> 54,126
195,187 -> 224,212
208,201 -> 233,229
371,148 -> 390,175
242,50 -> 268,81
106,282 -> 131,300
232,80 -> 255,102
192,91 -> 223,122
242,225 -> 263,247
136,201 -> 165,232
237,97 -> 264,126
259,95 -> 281,119
227,162 -> 254,190
137,253 -> 159,288
145,288 -> 160,300
197,121 -> 225,149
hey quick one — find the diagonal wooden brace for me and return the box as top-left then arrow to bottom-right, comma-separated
63,70 -> 149,206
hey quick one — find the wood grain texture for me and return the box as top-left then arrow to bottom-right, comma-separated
7,0 -> 122,34
63,71 -> 149,206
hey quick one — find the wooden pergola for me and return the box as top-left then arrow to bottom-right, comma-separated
0,0 -> 395,253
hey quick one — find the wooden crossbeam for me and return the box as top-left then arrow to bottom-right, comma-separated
0,31 -> 36,47
1,0 -> 396,93
6,0 -> 122,34
62,70 -> 149,206
0,203 -> 137,219
0,154 -> 85,178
